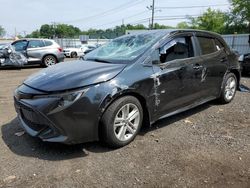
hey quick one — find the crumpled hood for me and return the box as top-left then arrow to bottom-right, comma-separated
24,60 -> 126,92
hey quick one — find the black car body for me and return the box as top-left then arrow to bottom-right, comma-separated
14,29 -> 241,147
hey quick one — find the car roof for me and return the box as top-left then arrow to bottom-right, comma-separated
127,29 -> 222,38
15,38 -> 54,42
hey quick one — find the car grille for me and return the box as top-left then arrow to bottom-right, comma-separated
15,99 -> 50,132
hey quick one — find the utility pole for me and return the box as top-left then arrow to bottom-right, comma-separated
51,22 -> 57,39
151,0 -> 155,29
147,0 -> 155,29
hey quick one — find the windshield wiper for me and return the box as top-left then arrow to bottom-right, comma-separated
87,58 -> 113,64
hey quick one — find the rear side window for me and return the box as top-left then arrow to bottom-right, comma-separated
44,40 -> 53,46
28,40 -> 45,48
197,37 -> 216,55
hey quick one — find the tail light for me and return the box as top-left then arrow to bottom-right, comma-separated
58,47 -> 63,52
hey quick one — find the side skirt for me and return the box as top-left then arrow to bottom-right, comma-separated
151,96 -> 217,124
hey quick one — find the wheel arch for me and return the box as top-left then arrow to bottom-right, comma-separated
229,68 -> 241,89
97,91 -> 151,139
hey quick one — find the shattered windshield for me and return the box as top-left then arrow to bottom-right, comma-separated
85,32 -> 164,63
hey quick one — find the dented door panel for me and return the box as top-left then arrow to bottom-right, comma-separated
152,56 -> 204,119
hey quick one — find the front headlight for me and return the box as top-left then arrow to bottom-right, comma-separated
34,88 -> 88,114
58,90 -> 84,108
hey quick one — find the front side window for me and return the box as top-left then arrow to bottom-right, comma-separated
12,41 -> 28,51
160,37 -> 194,63
27,40 -> 45,48
197,37 -> 216,55
84,32 -> 166,64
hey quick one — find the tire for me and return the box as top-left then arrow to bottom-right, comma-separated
43,55 -> 57,67
71,52 -> 77,58
100,96 -> 143,148
219,73 -> 237,104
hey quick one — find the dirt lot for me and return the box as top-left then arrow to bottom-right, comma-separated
0,61 -> 250,188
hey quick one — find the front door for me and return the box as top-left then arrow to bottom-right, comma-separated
12,40 -> 28,57
152,35 -> 204,119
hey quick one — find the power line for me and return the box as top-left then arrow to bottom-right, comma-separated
156,4 -> 230,9
63,0 -> 146,24
154,17 -> 199,21
155,14 -> 201,18
89,10 -> 149,28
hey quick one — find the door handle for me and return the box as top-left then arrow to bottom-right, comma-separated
193,64 -> 203,70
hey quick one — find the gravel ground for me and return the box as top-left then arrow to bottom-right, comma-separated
0,61 -> 250,188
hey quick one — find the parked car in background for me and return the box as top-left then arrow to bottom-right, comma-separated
14,29 -> 240,148
79,44 -> 100,60
239,53 -> 250,74
63,45 -> 85,58
64,44 -> 99,58
11,39 -> 64,67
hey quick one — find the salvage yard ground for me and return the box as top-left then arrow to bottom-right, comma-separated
0,60 -> 250,188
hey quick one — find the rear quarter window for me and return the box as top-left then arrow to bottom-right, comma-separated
197,36 -> 216,55
44,40 -> 53,46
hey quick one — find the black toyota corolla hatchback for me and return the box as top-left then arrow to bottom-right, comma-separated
14,29 -> 241,148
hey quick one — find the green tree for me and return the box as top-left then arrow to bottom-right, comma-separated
154,23 -> 174,29
55,24 -> 81,38
40,24 -> 54,38
26,30 -> 40,38
189,8 -> 228,33
229,0 -> 250,33
176,22 -> 190,29
0,26 -> 6,37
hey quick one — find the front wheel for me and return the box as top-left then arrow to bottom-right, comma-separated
219,73 -> 237,104
100,96 -> 143,148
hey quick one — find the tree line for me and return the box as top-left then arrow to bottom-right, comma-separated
0,0 -> 249,39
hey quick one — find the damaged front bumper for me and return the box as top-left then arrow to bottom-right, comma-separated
13,85 -> 103,144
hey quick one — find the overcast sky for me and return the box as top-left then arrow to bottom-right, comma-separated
0,0 -> 230,37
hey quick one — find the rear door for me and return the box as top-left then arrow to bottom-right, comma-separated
152,33 -> 204,118
26,40 -> 45,63
195,34 -> 228,99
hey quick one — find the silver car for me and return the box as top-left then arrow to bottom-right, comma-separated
12,39 -> 64,67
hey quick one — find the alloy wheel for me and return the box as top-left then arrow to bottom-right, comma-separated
44,56 -> 56,67
224,76 -> 236,101
113,103 -> 140,142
